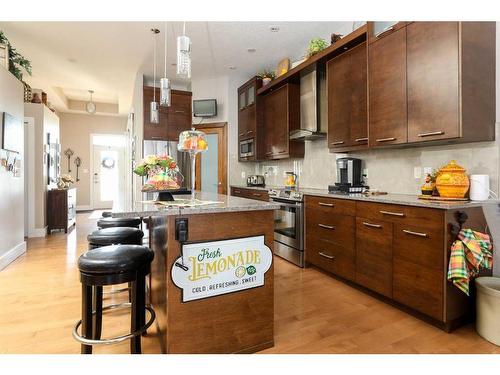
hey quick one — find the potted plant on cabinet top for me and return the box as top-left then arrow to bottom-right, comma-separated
306,38 -> 329,58
0,30 -> 32,81
259,70 -> 276,86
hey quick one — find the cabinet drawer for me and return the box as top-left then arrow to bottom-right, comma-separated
306,214 -> 355,251
306,237 -> 355,281
305,195 -> 356,216
393,223 -> 444,270
393,258 -> 443,321
230,187 -> 269,202
355,217 -> 393,298
356,201 -> 443,228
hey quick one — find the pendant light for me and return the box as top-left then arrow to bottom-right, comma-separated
150,28 -> 160,124
160,22 -> 171,107
85,90 -> 96,114
176,21 -> 191,79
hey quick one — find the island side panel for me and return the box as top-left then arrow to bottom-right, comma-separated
166,210 -> 275,354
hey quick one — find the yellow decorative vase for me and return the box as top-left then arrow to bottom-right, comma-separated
436,160 -> 470,198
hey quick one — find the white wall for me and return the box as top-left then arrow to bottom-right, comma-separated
0,67 -> 26,270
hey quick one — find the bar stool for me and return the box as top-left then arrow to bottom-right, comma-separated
87,227 -> 144,249
97,217 -> 142,229
73,245 -> 155,354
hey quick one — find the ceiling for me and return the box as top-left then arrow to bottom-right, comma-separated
0,21 -> 357,116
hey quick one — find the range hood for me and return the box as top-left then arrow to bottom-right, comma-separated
289,63 -> 327,141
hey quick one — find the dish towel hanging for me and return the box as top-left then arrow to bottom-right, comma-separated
447,229 -> 493,296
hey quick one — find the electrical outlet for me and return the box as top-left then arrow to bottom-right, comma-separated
266,166 -> 278,176
423,167 -> 432,175
414,167 -> 422,179
241,171 -> 246,178
363,169 -> 368,178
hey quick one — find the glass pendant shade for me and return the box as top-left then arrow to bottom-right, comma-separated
160,77 -> 171,107
176,35 -> 191,79
150,101 -> 159,124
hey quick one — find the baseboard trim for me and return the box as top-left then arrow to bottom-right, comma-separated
76,205 -> 92,211
0,242 -> 27,271
28,226 -> 47,238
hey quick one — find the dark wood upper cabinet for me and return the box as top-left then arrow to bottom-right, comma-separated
368,26 -> 408,147
407,22 -> 495,144
368,22 -> 407,44
327,42 -> 368,152
262,83 -> 304,160
238,76 -> 263,161
143,87 -> 192,141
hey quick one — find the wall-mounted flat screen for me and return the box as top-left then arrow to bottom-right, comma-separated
1,112 -> 23,153
193,99 -> 217,117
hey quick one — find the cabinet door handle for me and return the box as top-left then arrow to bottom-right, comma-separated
380,210 -> 405,217
403,229 -> 428,238
239,133 -> 245,136
376,137 -> 396,143
318,251 -> 335,260
265,151 -> 273,155
318,223 -> 335,230
247,130 -> 253,134
277,150 -> 287,154
418,131 -> 444,137
362,222 -> 382,228
355,137 -> 368,142
375,25 -> 395,38
330,141 -> 345,145
318,202 -> 334,207
175,110 -> 185,113
150,136 -> 162,140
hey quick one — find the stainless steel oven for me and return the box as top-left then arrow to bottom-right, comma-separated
269,189 -> 304,267
239,138 -> 254,159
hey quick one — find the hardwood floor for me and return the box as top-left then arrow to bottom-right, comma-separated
0,212 -> 498,354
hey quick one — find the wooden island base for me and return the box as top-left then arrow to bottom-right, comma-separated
149,210 -> 275,354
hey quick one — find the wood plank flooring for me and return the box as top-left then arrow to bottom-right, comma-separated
0,212 -> 498,354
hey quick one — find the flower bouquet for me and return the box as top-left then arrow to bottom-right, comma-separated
133,154 -> 184,192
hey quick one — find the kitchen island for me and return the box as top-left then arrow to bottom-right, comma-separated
112,192 -> 280,354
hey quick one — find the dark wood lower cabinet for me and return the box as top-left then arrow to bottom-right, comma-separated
230,186 -> 269,202
47,188 -> 76,234
304,196 -> 490,331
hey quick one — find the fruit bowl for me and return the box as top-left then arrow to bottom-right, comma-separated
178,129 -> 208,154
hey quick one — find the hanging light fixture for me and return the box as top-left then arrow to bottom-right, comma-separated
85,90 -> 96,114
150,28 -> 160,124
160,22 -> 171,107
176,21 -> 191,79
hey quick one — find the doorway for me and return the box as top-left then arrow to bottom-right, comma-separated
194,122 -> 228,195
90,134 -> 126,210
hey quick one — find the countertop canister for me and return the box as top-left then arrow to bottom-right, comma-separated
470,174 -> 490,201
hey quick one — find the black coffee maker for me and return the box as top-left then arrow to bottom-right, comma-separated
329,157 -> 367,194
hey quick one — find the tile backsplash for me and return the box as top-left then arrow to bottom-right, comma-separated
230,123 -> 500,196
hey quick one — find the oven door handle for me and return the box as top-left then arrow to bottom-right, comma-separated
270,198 -> 302,208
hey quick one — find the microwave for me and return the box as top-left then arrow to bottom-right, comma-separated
239,139 -> 254,158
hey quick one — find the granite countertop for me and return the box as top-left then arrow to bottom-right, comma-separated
230,184 -> 488,210
111,191 -> 280,218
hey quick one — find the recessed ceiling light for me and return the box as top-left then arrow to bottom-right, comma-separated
269,26 -> 280,32
229,66 -> 236,70
247,48 -> 256,53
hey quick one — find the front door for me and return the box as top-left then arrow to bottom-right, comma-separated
194,123 -> 227,195
92,144 -> 125,209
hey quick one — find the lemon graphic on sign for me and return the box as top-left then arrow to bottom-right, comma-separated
235,266 -> 246,278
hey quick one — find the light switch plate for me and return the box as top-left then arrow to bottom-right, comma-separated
414,167 -> 422,179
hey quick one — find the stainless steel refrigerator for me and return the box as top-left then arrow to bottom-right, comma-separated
142,140 -> 192,200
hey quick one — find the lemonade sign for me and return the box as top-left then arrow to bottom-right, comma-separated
171,235 -> 272,302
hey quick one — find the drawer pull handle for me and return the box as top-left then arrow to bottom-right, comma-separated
355,137 -> 368,142
247,130 -> 253,134
265,152 -> 273,155
318,252 -> 335,260
376,137 -> 396,143
318,223 -> 335,230
239,133 -> 245,136
330,141 -> 345,145
418,131 -> 444,137
375,25 -> 395,38
380,210 -> 405,217
175,110 -> 185,113
362,222 -> 382,228
403,229 -> 428,238
318,202 -> 334,207
253,193 -> 261,197
234,190 -> 241,194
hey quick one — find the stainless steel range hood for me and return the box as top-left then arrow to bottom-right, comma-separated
289,63 -> 327,141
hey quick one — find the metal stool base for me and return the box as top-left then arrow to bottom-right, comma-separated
72,302 -> 155,346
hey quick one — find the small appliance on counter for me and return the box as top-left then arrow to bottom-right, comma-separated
284,172 -> 298,190
329,157 -> 368,194
247,175 -> 265,187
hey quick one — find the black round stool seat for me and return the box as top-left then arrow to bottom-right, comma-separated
97,217 -> 142,229
101,211 -> 112,218
78,245 -> 154,275
87,227 -> 144,248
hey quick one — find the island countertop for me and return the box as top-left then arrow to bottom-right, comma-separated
111,191 -> 280,218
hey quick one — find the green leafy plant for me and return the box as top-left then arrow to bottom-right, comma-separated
258,69 -> 276,80
0,30 -> 32,81
307,38 -> 329,57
